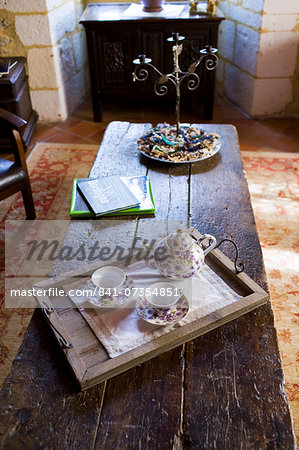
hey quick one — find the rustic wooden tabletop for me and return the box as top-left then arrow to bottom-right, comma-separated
0,122 -> 295,448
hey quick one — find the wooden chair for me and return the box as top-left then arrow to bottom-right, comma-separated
0,108 -> 36,219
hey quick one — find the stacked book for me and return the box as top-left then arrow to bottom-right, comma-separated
70,175 -> 155,218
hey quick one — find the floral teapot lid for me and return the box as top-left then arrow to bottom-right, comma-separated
166,228 -> 194,251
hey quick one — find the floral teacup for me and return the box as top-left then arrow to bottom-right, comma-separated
136,282 -> 189,326
87,266 -> 133,308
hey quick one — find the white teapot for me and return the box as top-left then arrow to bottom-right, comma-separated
147,228 -> 217,280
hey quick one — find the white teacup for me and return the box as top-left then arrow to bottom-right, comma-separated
91,266 -> 126,296
145,282 -> 181,308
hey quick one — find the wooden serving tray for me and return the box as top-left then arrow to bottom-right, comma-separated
33,229 -> 269,390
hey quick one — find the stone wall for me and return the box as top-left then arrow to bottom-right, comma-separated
0,0 -> 89,121
217,0 -> 299,117
286,38 -> 299,116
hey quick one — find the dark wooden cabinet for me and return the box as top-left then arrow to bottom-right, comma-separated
80,3 -> 224,122
0,57 -> 38,149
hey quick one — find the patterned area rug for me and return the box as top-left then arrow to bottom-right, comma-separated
0,143 -> 99,387
242,151 -> 299,441
0,144 -> 298,440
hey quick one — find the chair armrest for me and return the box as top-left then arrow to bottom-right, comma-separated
0,108 -> 27,131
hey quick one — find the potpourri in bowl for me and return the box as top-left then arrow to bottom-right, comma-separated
138,124 -> 220,163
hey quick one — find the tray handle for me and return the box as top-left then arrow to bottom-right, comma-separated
42,302 -> 73,349
213,238 -> 245,274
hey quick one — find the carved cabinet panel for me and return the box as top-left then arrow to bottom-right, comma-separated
103,40 -> 126,84
92,30 -> 135,91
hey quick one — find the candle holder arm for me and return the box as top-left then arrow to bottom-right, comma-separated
133,63 -> 178,96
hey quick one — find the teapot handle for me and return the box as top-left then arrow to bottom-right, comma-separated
197,234 -> 217,256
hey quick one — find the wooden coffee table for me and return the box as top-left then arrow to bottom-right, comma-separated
0,122 -> 295,448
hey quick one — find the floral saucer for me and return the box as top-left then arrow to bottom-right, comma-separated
85,276 -> 134,308
136,294 -> 189,326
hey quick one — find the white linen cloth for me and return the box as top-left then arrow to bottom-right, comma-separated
121,3 -> 185,18
66,260 -> 242,358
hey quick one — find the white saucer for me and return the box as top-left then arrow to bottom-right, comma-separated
85,275 -> 134,308
136,294 -> 189,325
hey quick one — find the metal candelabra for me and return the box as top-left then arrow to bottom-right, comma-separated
133,32 -> 218,136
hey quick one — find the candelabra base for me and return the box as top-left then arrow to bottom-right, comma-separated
138,124 -> 220,163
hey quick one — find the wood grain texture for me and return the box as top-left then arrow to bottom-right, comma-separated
183,305 -> 295,448
0,122 -> 295,448
0,311 -> 105,449
185,124 -> 294,448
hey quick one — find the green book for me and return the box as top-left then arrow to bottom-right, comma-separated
77,175 -> 140,216
70,175 -> 155,218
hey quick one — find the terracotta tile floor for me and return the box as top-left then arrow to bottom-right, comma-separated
28,94 -> 299,154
